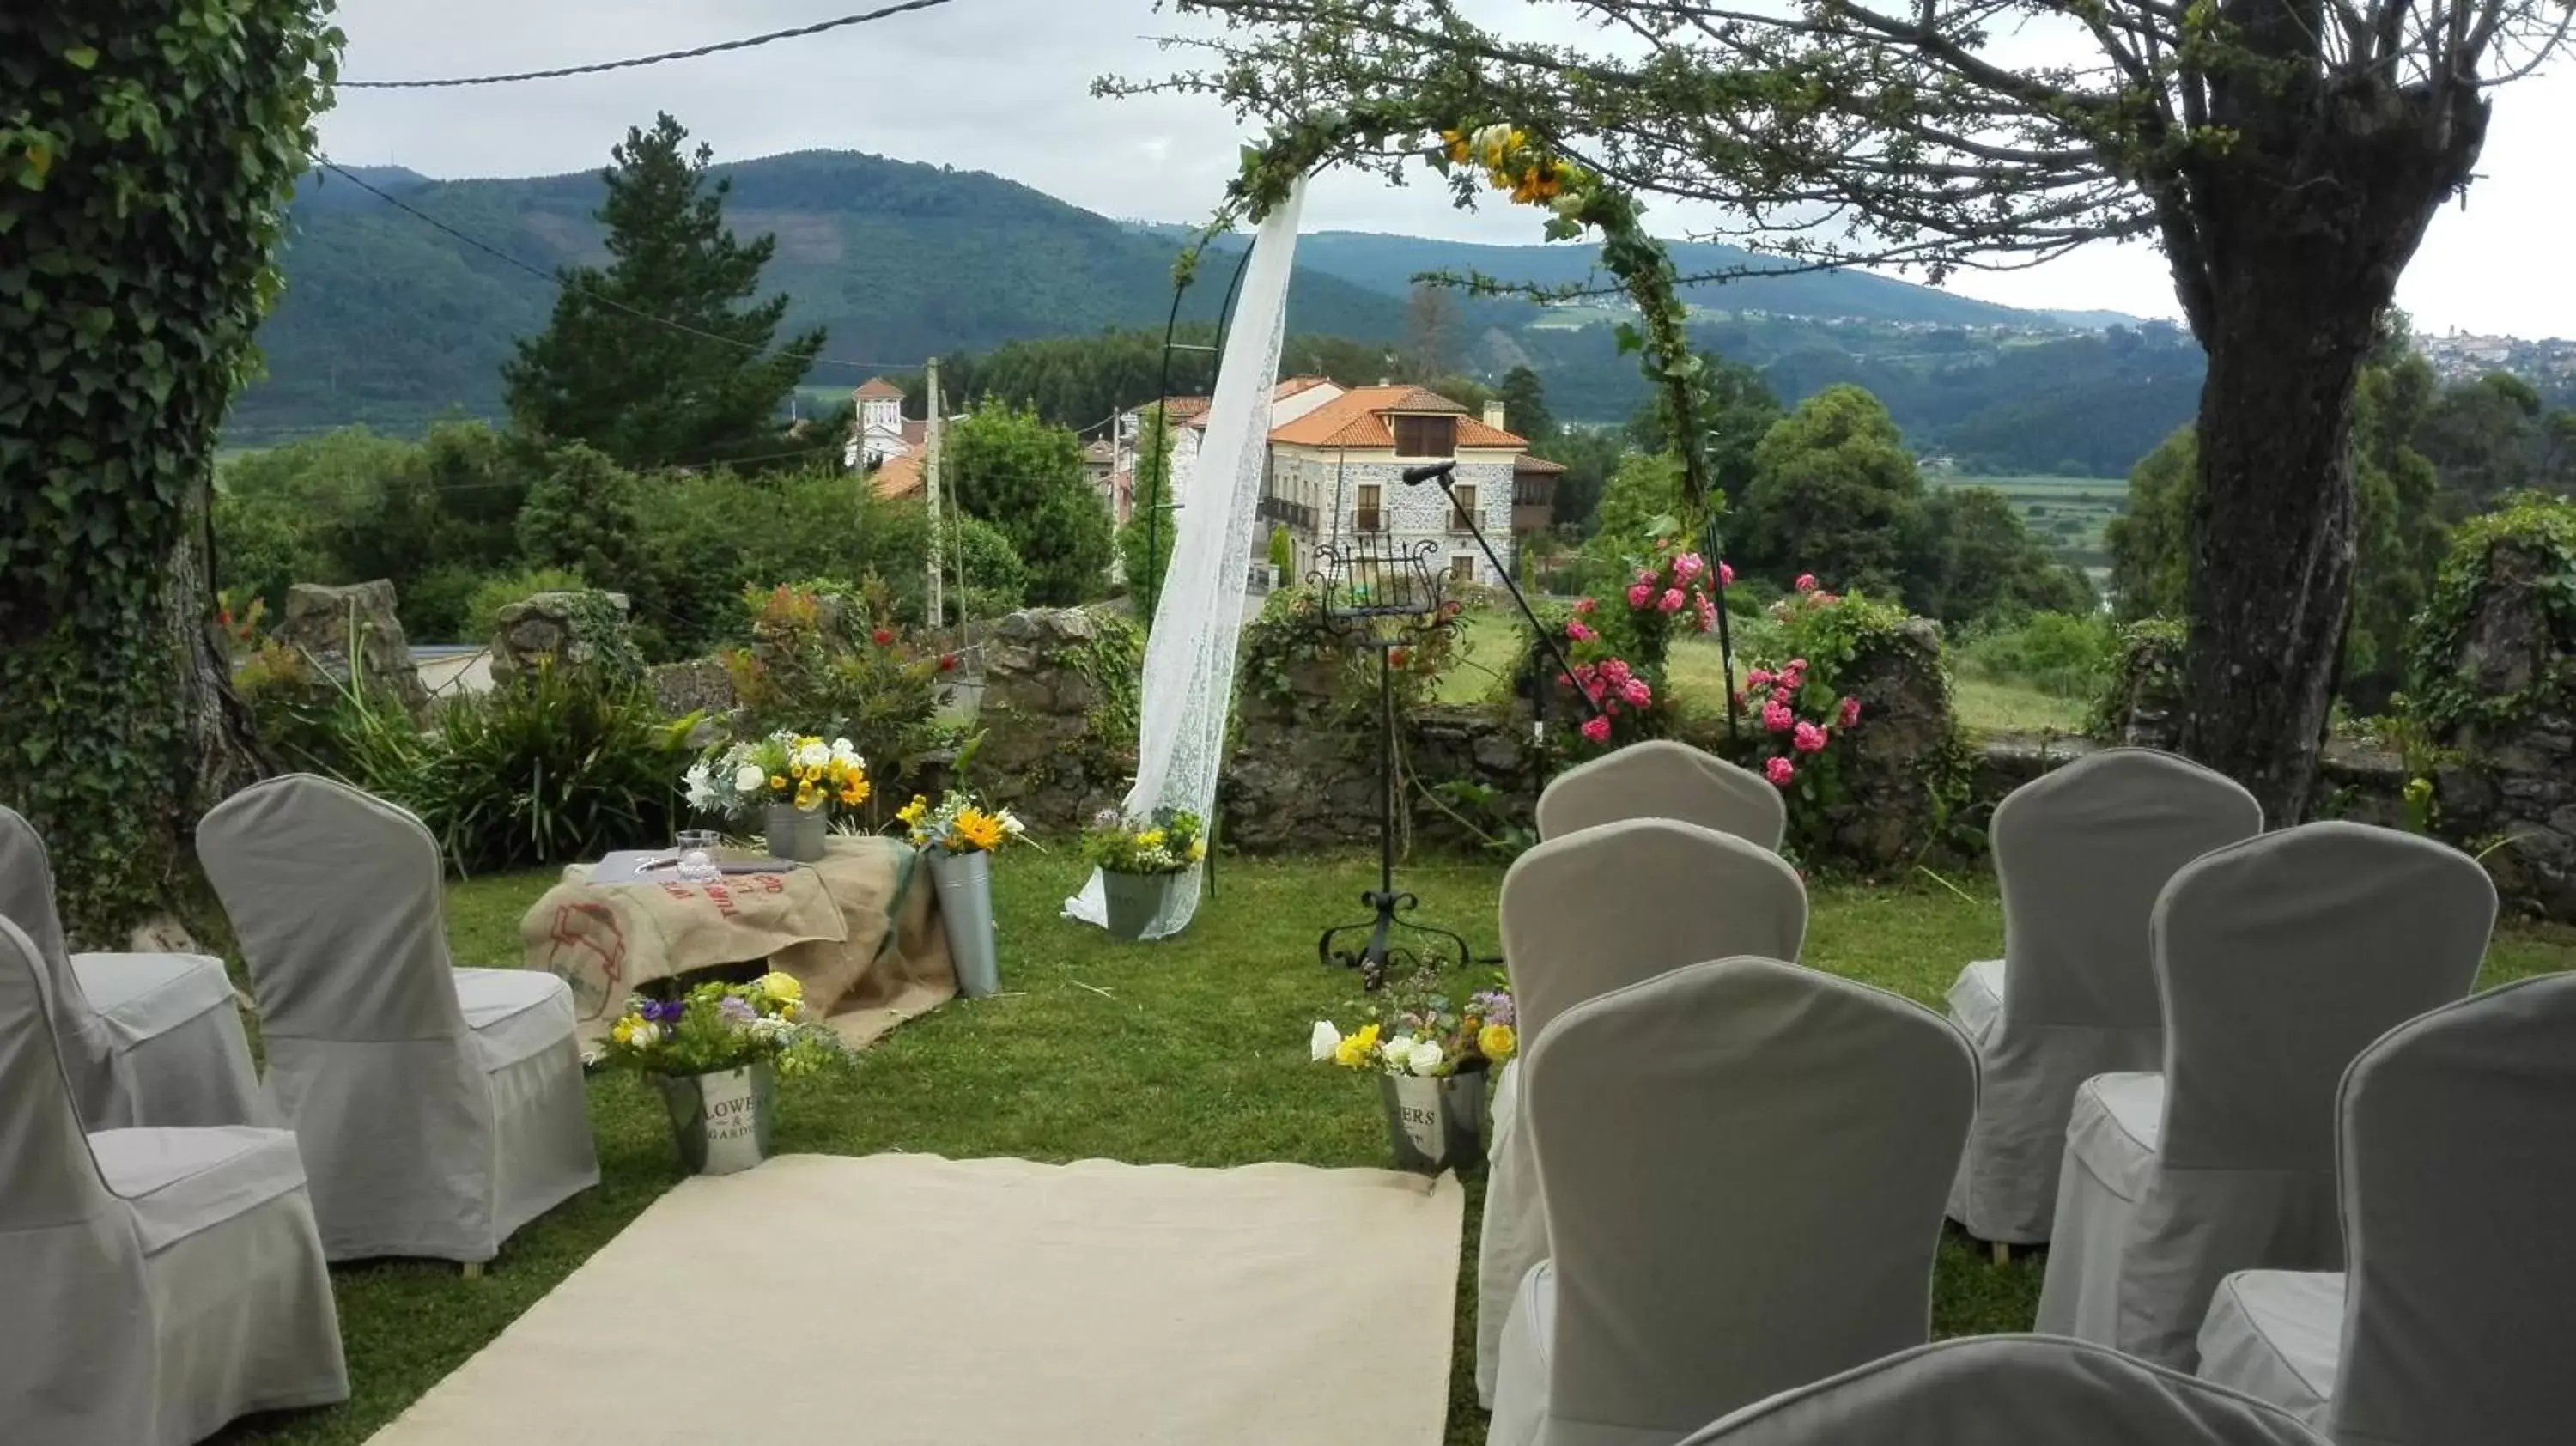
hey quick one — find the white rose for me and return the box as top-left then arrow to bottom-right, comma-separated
631,1022 -> 662,1048
794,741 -> 829,769
734,764 -> 766,793
1380,1036 -> 1417,1074
1407,1039 -> 1445,1077
683,762 -> 717,811
1309,1021 -> 1341,1062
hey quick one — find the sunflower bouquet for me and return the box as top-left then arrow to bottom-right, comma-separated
687,731 -> 870,820
894,790 -> 1028,855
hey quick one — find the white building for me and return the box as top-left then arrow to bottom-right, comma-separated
844,376 -> 927,470
1110,377 -> 1347,524
1259,385 -> 1533,589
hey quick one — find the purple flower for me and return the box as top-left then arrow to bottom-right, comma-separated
718,996 -> 757,1025
1469,991 -> 1515,1027
640,999 -> 684,1025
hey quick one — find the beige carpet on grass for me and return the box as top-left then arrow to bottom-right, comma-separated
366,1152 -> 1466,1446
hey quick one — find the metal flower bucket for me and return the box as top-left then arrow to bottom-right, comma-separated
927,847 -> 999,997
653,1061 -> 777,1176
764,801 -> 828,862
1379,1067 -> 1489,1174
1102,866 -> 1184,941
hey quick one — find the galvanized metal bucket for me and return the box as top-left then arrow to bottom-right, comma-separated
1101,868 -> 1177,941
653,1061 -> 776,1176
764,801 -> 828,862
1380,1068 -> 1489,1174
927,847 -> 999,997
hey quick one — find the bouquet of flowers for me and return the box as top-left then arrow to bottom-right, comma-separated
685,732 -> 869,820
597,973 -> 848,1078
1081,806 -> 1206,875
895,790 -> 1028,854
1310,971 -> 1517,1078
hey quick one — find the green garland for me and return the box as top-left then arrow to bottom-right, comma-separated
0,3 -> 341,939
2407,491 -> 2576,737
2089,617 -> 2189,740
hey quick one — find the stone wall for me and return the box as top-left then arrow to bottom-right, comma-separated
489,590 -> 643,686
969,609 -> 1141,832
1268,451 -> 1521,587
275,580 -> 428,718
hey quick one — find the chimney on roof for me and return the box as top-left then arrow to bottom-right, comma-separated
1378,376 -> 1392,386
1485,400 -> 1507,433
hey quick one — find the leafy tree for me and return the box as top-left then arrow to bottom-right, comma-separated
502,112 -> 823,471
2,0 -> 339,938
1546,426 -> 1625,532
1625,356 -> 1781,509
2107,428 -> 2197,621
1497,365 -> 1557,449
1145,0 -> 2573,818
517,444 -> 646,587
1917,488 -> 2095,628
2415,372 -> 2545,516
1119,404 -> 1180,618
945,399 -> 1112,605
1740,386 -> 1929,601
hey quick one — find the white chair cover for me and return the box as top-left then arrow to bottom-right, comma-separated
0,805 -> 266,1130
1947,749 -> 2261,1243
2035,823 -> 2495,1367
1680,1336 -> 2328,1446
1535,739 -> 1787,850
1491,957 -> 1976,1446
2196,973 -> 2576,1444
1476,819 -> 1809,1404
197,773 -> 598,1262
0,915 -> 347,1445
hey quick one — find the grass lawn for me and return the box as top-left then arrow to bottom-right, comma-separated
216,854 -> 2576,1444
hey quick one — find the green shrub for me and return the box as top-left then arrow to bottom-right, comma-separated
414,664 -> 697,875
722,580 -> 943,815
1953,611 -> 2112,699
465,567 -> 590,646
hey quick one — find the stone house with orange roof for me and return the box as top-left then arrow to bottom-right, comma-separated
1259,384 -> 1531,587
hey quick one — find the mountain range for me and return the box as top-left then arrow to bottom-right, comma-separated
231,148 -> 2196,472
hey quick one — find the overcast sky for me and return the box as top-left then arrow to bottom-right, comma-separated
319,0 -> 2576,337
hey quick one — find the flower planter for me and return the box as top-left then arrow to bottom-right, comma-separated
1101,867 -> 1183,940
927,847 -> 999,997
652,1061 -> 777,1176
1379,1068 -> 1488,1175
764,800 -> 829,862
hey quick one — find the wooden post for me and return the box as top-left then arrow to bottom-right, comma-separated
924,356 -> 945,626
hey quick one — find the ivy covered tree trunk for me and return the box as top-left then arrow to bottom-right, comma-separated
2168,24 -> 2488,823
0,2 -> 337,941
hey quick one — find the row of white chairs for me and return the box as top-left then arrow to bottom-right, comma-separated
1473,739 -> 2568,1446
2,774 -> 599,1445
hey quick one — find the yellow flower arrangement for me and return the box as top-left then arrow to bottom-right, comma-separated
896,794 -> 929,829
899,789 -> 1029,854
1479,1023 -> 1516,1062
1334,1022 -> 1382,1069
954,808 -> 1006,852
693,732 -> 872,821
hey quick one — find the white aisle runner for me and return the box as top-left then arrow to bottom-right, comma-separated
365,1151 -> 1462,1446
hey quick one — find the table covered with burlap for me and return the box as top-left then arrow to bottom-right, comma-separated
519,835 -> 954,1047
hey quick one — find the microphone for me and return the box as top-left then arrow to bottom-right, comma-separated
1400,460 -> 1457,485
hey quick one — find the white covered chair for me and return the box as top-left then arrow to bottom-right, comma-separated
2196,973 -> 2576,1444
198,773 -> 598,1263
1678,1336 -> 2328,1446
1490,957 -> 1976,1446
1535,738 -> 1786,850
2034,823 -> 2494,1368
1947,749 -> 2261,1246
1475,820 -> 1809,1405
0,915 -> 349,1445
0,805 -> 267,1129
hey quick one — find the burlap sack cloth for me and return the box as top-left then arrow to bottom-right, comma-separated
519,835 -> 955,1048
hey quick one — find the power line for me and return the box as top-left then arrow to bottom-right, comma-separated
311,157 -> 919,377
338,0 -> 963,88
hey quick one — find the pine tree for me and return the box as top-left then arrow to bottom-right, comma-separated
503,113 -> 823,470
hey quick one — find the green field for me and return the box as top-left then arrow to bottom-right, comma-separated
1930,471 -> 2128,572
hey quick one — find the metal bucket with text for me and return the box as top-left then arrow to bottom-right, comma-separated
927,847 -> 999,997
653,1061 -> 776,1176
1379,1067 -> 1488,1175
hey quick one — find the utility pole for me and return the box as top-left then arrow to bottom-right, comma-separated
924,356 -> 945,626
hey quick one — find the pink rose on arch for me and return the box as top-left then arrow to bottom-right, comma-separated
1674,553 -> 1704,580
1839,696 -> 1862,727
1620,678 -> 1652,708
1658,588 -> 1685,612
1795,574 -> 1819,592
1566,620 -> 1596,643
1763,701 -> 1794,733
1626,583 -> 1654,608
1719,560 -> 1735,586
1747,668 -> 1773,688
1813,591 -> 1840,606
1786,658 -> 1809,677
1580,715 -> 1613,744
1575,596 -> 1596,616
1765,756 -> 1796,787
1695,596 -> 1718,633
1636,567 -> 1659,586
1793,720 -> 1827,754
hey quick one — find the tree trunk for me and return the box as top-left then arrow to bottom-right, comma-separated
174,476 -> 276,823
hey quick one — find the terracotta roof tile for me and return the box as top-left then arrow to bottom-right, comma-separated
1514,453 -> 1570,474
852,377 -> 906,400
1267,384 -> 1528,450
870,453 -> 924,501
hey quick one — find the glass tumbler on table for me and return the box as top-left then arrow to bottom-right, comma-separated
674,829 -> 723,883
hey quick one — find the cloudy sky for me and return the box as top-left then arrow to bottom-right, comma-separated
319,0 -> 2576,337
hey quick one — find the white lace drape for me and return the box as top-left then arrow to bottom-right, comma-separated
1063,181 -> 1306,938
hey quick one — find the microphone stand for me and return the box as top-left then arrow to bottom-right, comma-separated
1403,459 -> 1607,759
